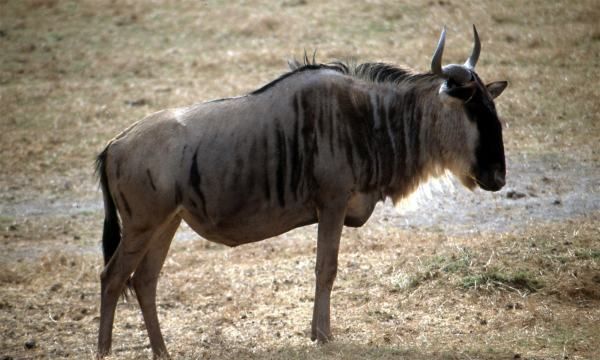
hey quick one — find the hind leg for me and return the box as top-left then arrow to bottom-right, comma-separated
132,217 -> 181,359
97,225 -> 159,358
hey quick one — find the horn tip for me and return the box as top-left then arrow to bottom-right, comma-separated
439,25 -> 447,41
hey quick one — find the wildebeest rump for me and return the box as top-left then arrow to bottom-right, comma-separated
96,26 -> 508,358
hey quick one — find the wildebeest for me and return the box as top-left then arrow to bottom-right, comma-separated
96,26 -> 507,358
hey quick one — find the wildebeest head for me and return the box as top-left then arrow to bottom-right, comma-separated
431,25 -> 508,192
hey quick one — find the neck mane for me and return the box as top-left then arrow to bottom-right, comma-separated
335,61 -> 446,200
258,59 -> 449,203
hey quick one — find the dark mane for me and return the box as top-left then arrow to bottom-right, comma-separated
250,63 -> 346,95
250,57 -> 435,96
351,62 -> 420,84
343,61 -> 437,85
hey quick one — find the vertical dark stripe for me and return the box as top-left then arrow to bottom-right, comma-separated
402,96 -> 411,175
377,99 -> 394,186
247,139 -> 258,192
180,144 -> 188,166
300,91 -> 318,193
364,92 -> 376,186
409,93 -> 421,172
292,92 -> 299,115
395,99 -> 406,179
290,110 -> 302,200
301,91 -> 317,156
372,148 -> 379,186
342,114 -> 357,181
119,191 -> 132,217
175,182 -> 182,204
317,93 -> 325,137
336,86 -> 374,188
386,103 -> 398,181
402,91 -> 420,175
116,161 -> 122,180
362,91 -> 376,186
275,120 -> 287,207
232,156 -> 244,188
328,96 -> 335,155
262,135 -> 271,201
189,148 -> 208,216
370,94 -> 381,185
146,169 -> 157,191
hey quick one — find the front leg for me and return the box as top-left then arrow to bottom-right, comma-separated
311,201 -> 346,343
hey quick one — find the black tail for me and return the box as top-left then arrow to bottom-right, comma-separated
96,146 -> 121,266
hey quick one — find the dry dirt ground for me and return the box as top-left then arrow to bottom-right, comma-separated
1,1 -> 599,359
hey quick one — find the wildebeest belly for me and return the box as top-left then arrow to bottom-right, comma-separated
179,190 -> 380,246
180,202 -> 318,247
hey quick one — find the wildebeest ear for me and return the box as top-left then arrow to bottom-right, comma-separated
445,84 -> 476,102
486,81 -> 508,99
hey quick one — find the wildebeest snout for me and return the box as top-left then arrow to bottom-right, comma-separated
477,164 -> 505,192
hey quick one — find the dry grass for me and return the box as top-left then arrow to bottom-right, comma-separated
1,218 -> 598,359
1,0 -> 599,359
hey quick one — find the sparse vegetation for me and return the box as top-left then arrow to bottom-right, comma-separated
461,269 -> 543,293
1,0 -> 599,359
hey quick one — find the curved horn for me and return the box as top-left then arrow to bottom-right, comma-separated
431,26 -> 446,76
465,24 -> 480,69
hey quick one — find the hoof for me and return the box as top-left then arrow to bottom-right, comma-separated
153,354 -> 171,360
311,329 -> 333,343
153,349 -> 171,360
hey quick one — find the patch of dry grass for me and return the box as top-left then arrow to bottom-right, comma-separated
1,0 -> 599,359
1,217 -> 598,359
